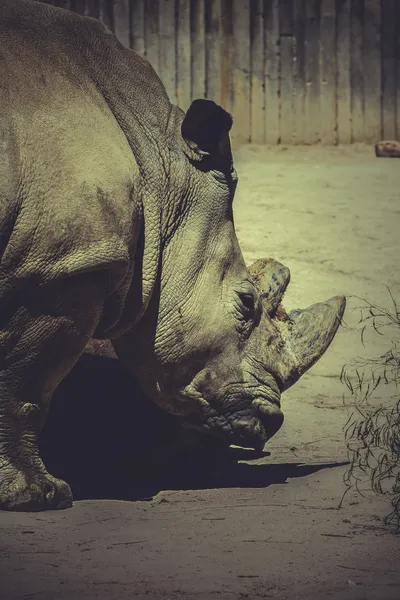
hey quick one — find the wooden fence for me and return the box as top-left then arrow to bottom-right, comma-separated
36,1 -> 400,145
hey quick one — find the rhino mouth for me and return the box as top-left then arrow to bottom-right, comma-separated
223,397 -> 284,450
180,378 -> 284,451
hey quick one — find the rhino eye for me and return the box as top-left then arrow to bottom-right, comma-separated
239,292 -> 256,316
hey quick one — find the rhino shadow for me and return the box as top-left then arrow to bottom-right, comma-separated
40,355 -> 347,502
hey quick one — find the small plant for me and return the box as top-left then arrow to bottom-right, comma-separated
339,288 -> 400,531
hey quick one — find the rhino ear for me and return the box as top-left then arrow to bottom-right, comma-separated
181,99 -> 233,155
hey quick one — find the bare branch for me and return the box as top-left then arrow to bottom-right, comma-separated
340,289 -> 400,531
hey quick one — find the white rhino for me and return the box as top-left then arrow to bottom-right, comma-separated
0,0 -> 345,510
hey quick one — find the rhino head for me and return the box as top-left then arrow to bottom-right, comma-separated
112,100 -> 346,451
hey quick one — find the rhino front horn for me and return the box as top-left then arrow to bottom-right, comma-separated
249,257 -> 346,392
280,295 -> 346,391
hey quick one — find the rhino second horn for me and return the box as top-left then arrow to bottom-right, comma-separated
278,295 -> 347,391
249,258 -> 290,314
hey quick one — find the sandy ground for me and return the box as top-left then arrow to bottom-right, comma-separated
1,145 -> 400,599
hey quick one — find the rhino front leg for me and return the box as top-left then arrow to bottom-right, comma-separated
0,273 -> 108,511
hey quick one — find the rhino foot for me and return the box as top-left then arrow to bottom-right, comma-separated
0,464 -> 72,511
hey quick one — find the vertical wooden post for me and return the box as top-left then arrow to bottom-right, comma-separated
159,0 -> 177,104
363,0 -> 381,142
293,0 -> 306,144
264,0 -> 280,144
71,0 -> 86,15
205,0 -> 221,102
232,0 -> 251,145
100,0 -> 114,31
351,0 -> 365,142
85,0 -> 99,18
53,0 -> 71,9
280,0 -> 294,144
190,0 -> 206,101
320,0 -> 337,144
381,0 -> 397,139
220,0 -> 234,114
336,0 -> 351,144
145,0 -> 160,75
177,0 -> 191,111
304,0 -> 320,144
397,6 -> 400,139
131,0 -> 145,54
250,0 -> 265,144
114,0 -> 130,48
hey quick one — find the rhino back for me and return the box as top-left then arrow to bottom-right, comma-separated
0,0 -> 172,155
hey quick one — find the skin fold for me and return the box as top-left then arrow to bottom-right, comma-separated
0,0 -> 346,511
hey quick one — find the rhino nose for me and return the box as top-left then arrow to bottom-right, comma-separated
252,399 -> 284,441
264,409 -> 284,440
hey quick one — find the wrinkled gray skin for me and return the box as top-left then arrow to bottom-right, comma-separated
0,0 -> 346,511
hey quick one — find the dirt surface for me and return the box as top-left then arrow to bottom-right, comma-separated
1,145 -> 399,599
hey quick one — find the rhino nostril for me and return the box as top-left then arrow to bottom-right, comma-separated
273,374 -> 285,394
252,399 -> 284,441
265,410 -> 284,440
